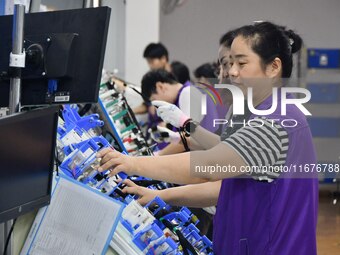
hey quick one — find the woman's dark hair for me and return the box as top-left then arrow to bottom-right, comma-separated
232,21 -> 303,78
219,29 -> 237,48
194,63 -> 218,79
141,69 -> 177,100
170,61 -> 191,84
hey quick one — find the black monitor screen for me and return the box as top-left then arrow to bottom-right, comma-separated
0,107 -> 58,223
0,7 -> 111,106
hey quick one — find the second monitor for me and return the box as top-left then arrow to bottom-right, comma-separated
0,106 -> 59,223
0,7 -> 111,107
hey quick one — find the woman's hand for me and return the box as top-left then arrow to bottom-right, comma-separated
96,148 -> 137,177
121,179 -> 160,206
152,101 -> 189,128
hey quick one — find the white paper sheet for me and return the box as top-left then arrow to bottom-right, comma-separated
21,176 -> 123,255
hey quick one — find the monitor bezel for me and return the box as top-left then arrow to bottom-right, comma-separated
0,106 -> 58,223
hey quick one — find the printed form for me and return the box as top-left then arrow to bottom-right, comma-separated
21,176 -> 123,255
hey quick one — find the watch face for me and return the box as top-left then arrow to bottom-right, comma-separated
184,120 -> 197,136
185,121 -> 191,134
190,122 -> 195,132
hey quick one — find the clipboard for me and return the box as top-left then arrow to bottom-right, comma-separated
20,173 -> 125,255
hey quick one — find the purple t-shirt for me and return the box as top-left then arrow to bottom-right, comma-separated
213,93 -> 318,254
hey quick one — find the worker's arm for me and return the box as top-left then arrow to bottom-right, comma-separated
157,142 -> 186,156
97,142 -> 246,184
159,181 -> 221,207
98,116 -> 287,185
155,138 -> 206,154
190,126 -> 221,150
132,103 -> 148,114
122,179 -> 221,207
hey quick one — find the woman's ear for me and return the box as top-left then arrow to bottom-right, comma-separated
266,57 -> 282,78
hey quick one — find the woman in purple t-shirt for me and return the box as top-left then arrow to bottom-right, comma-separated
97,22 -> 318,255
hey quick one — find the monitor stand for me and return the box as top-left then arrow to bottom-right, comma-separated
1,4 -> 25,255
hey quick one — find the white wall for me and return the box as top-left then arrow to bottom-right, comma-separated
159,0 -> 340,74
125,0 -> 160,85
39,0 -> 83,10
101,0 -> 126,77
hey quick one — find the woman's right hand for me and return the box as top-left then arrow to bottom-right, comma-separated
121,179 -> 160,206
96,148 -> 137,177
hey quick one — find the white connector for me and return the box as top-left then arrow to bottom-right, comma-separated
61,129 -> 90,147
99,90 -> 117,101
122,200 -> 155,234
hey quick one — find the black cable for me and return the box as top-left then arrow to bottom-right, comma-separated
3,218 -> 17,255
177,128 -> 190,152
175,229 -> 198,255
160,219 -> 198,255
28,0 -> 33,13
109,76 -> 147,101
78,104 -> 92,116
129,86 -> 151,104
103,78 -> 153,155
55,146 -> 61,176
103,130 -> 125,152
131,179 -> 162,187
54,106 -> 64,176
58,105 -> 64,120
122,97 -> 154,154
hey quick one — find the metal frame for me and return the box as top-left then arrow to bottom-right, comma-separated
0,4 -> 25,255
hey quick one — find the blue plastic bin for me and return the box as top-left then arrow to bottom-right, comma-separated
308,49 -> 340,68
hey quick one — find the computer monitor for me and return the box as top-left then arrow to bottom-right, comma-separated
0,7 -> 111,107
0,106 -> 58,223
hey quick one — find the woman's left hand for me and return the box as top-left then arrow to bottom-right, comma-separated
152,100 -> 189,128
121,179 -> 160,206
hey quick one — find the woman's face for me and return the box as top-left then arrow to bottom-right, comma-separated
218,45 -> 230,83
228,35 -> 274,100
217,45 -> 233,105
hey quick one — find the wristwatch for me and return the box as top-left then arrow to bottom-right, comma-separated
182,119 -> 199,137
